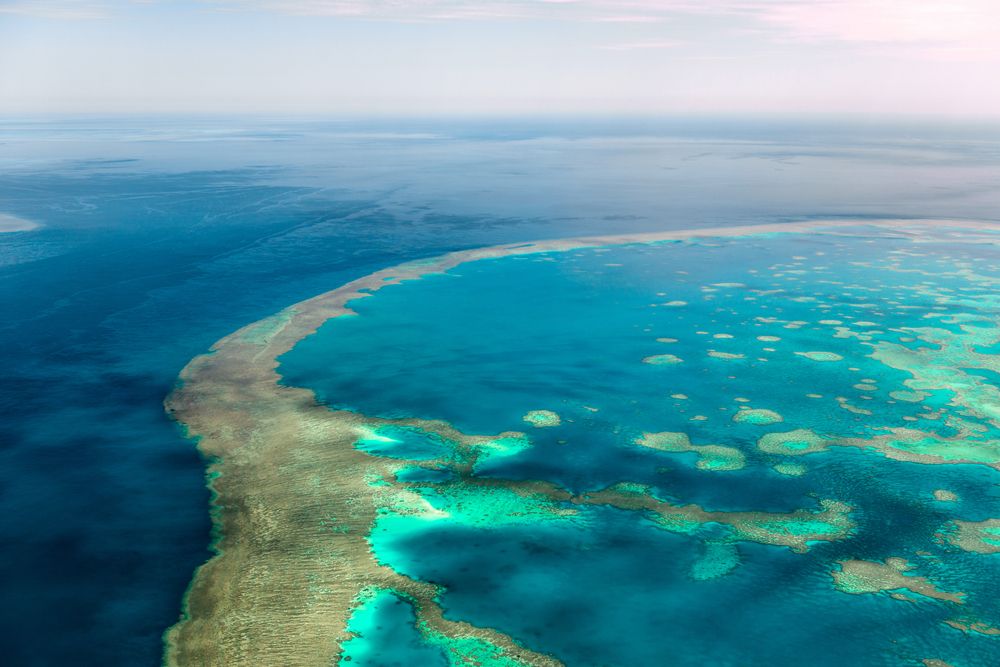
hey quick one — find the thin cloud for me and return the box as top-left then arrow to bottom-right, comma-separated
10,0 -> 1000,63
747,0 -> 1000,47
589,14 -> 667,23
0,0 -> 111,19
205,1 -> 1000,51
600,39 -> 683,51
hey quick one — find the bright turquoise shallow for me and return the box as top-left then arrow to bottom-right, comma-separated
280,228 -> 1000,666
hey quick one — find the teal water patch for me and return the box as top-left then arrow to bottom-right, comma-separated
395,465 -> 454,483
354,425 -> 452,461
339,589 -> 446,666
470,435 -> 533,474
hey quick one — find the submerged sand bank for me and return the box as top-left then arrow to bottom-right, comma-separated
0,213 -> 40,232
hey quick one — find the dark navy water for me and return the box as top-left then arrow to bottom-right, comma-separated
3,116 -> 1000,665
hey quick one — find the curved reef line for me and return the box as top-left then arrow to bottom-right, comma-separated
162,218 -> 997,666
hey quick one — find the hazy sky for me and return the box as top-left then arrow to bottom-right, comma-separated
1,0 -> 999,115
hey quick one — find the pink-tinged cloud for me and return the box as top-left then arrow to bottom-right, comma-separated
208,0 -> 1000,60
9,0 -> 1000,62
748,0 -> 1000,46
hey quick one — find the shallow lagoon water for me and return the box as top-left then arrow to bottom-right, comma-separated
280,228 -> 1000,665
4,117 -> 1000,664
340,589 -> 448,666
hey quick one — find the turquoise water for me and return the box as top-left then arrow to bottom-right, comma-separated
355,425 -> 455,461
281,229 -> 1000,665
340,590 -> 447,666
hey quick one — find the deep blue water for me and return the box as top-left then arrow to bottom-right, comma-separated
3,116 -> 1000,665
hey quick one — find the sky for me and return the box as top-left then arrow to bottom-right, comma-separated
1,0 -> 999,116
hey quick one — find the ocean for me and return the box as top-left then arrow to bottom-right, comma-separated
2,115 -> 999,665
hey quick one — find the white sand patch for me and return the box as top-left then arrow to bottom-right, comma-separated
0,213 -> 40,232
